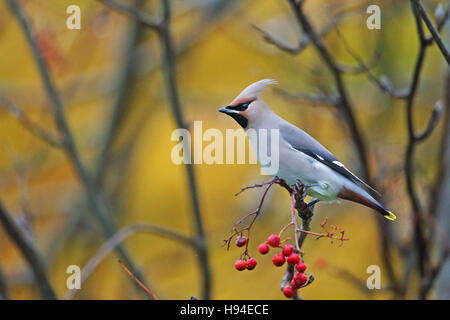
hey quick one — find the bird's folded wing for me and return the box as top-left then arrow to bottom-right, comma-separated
279,123 -> 380,197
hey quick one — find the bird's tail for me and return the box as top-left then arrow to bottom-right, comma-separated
338,183 -> 396,221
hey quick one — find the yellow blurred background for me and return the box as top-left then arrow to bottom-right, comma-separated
0,0 -> 448,299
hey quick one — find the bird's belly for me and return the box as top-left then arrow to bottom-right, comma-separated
272,147 -> 343,201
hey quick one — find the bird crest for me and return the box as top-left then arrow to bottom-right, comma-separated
231,79 -> 277,105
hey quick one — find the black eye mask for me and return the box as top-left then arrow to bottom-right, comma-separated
219,100 -> 253,128
227,102 -> 250,112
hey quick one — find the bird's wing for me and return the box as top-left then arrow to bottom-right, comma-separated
279,123 -> 380,196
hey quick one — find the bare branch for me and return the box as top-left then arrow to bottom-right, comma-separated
97,0 -> 161,29
281,188 -> 316,300
274,87 -> 339,107
0,264 -> 9,300
0,97 -> 62,147
0,201 -> 56,299
252,15 -> 339,55
413,0 -> 450,65
252,24 -> 310,54
416,101 -> 444,142
272,0 -> 402,295
64,223 -> 196,300
404,0 -> 432,279
118,260 -> 158,299
93,1 -> 145,187
333,27 -> 409,99
419,249 -> 450,299
154,0 -> 212,300
7,0 -> 150,296
337,49 -> 381,75
286,0 -> 370,181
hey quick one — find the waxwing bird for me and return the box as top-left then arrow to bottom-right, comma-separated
219,79 -> 396,221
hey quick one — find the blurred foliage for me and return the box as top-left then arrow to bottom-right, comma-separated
0,0 -> 447,299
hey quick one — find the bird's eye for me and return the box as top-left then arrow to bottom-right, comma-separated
233,102 -> 250,111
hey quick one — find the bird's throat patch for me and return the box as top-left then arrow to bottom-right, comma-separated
229,113 -> 248,128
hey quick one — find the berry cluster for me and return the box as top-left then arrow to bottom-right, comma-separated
258,234 -> 309,298
233,233 -> 309,298
233,236 -> 258,271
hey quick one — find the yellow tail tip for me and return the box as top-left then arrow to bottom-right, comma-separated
385,211 -> 397,221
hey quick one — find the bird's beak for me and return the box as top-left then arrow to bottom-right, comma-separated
218,106 -> 238,115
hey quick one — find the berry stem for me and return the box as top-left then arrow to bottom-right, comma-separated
118,259 -> 158,300
291,193 -> 301,252
223,180 -> 276,251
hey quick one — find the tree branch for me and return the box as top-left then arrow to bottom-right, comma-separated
283,0 -> 401,294
0,264 -> 9,300
64,223 -> 196,300
93,0 -> 145,187
0,201 -> 56,299
420,248 -> 450,299
404,0 -> 432,278
155,0 -> 211,299
281,190 -> 316,300
0,97 -> 62,147
252,14 -> 340,55
413,0 -> 450,65
97,0 -> 161,29
7,0 -> 150,297
333,28 -> 409,99
415,101 -> 444,142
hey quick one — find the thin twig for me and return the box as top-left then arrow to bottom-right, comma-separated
252,14 -> 340,55
224,180 -> 277,253
274,88 -> 339,107
98,0 -> 161,29
413,0 -> 450,65
0,201 -> 56,300
118,260 -> 159,299
333,28 -> 409,99
415,101 -> 444,142
0,97 -> 62,147
337,49 -> 381,75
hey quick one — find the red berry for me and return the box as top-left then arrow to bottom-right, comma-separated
267,234 -> 281,247
296,262 -> 307,273
293,272 -> 308,286
235,236 -> 247,247
234,260 -> 246,271
291,279 -> 301,290
282,286 -> 295,298
287,253 -> 300,266
272,253 -> 285,267
258,243 -> 270,255
246,258 -> 257,270
282,244 -> 294,256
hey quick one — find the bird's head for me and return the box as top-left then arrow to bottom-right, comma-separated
219,79 -> 277,129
